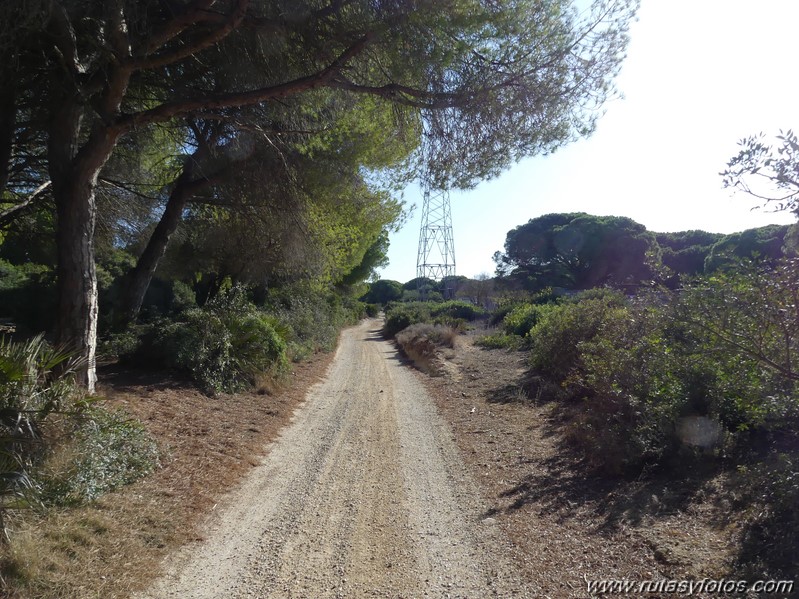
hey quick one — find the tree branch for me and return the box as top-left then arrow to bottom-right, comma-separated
328,78 -> 468,109
48,0 -> 84,77
142,0 -> 217,55
118,34 -> 372,130
98,176 -> 160,201
0,181 -> 52,228
131,0 -> 250,71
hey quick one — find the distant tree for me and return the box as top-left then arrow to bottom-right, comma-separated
495,213 -> 659,290
362,280 -> 403,306
440,275 -> 469,299
457,273 -> 495,307
704,225 -> 790,272
402,277 -> 438,292
655,230 -> 723,278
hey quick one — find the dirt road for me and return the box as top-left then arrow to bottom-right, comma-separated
140,320 -> 531,599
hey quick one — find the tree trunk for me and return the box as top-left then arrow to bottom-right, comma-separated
49,99 -> 122,391
117,160 -> 209,325
0,61 -> 16,194
54,177 -> 99,391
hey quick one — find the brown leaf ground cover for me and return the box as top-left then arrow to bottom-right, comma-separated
1,352 -> 335,599
1,325 -> 789,598
418,334 -> 748,599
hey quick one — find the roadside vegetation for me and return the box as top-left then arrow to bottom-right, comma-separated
2,0 -> 798,592
380,210 -> 798,580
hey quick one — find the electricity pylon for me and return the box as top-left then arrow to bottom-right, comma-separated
416,184 -> 456,297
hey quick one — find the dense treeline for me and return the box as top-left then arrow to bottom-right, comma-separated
493,212 -> 797,291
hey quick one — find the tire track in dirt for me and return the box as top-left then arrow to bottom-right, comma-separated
139,319 -> 530,598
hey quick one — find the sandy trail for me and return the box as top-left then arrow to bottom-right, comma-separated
140,319 -> 530,598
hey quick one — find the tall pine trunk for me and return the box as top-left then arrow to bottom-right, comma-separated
48,97 -> 123,391
0,61 -> 16,194
117,164 -> 199,325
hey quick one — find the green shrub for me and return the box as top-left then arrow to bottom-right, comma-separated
98,328 -> 141,362
570,306 -> 688,471
0,335 -> 86,529
382,302 -> 432,338
0,334 -> 81,430
170,306 -> 287,394
39,407 -> 159,505
475,333 -> 523,350
265,286 -> 360,358
528,291 -> 627,385
119,283 -> 363,378
123,286 -> 288,393
341,296 -> 367,322
502,303 -> 551,337
401,289 -> 443,303
489,289 -> 558,326
526,293 -> 693,472
675,260 -> 799,431
170,280 -> 198,313
364,303 -> 380,317
430,300 -> 485,322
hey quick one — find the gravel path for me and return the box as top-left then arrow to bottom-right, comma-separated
139,320 -> 530,599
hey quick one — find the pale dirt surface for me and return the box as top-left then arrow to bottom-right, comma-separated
424,335 -> 741,599
139,319 -> 532,599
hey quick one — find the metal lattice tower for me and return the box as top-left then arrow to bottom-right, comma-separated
416,185 -> 456,287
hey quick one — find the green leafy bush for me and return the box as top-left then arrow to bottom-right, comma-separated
39,407 -> 159,505
475,333 -> 523,350
524,267 -> 799,474
430,300 -> 485,322
0,337 -> 153,531
171,307 -> 287,393
526,292 -> 693,472
489,289 -> 558,326
115,283 -> 365,382
382,302 -> 432,338
0,334 -> 82,432
567,306 -> 688,471
98,328 -> 142,362
124,286 -> 288,393
528,290 -> 628,385
383,300 -> 483,338
675,259 -> 799,430
170,280 -> 198,313
173,287 -> 287,392
265,285 -> 362,359
364,303 -> 380,317
502,303 -> 552,337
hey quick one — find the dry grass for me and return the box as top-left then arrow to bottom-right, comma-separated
395,324 -> 458,376
419,336 -> 742,597
0,351 -> 335,599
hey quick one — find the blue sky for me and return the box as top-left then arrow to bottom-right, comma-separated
379,0 -> 798,283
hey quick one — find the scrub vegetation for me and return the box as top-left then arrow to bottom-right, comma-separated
381,212 -> 798,580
